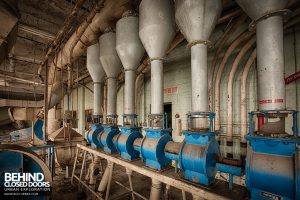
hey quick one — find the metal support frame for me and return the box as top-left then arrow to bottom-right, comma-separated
71,146 -> 148,200
72,144 -> 232,200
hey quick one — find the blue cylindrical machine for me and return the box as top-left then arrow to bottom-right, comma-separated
99,125 -> 120,154
180,132 -> 219,186
116,127 -> 142,160
140,129 -> 172,170
246,111 -> 300,200
246,145 -> 296,199
86,124 -> 104,148
177,112 -> 220,186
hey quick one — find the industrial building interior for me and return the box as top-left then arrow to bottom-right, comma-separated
0,0 -> 300,199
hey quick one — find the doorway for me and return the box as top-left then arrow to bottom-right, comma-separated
164,103 -> 172,129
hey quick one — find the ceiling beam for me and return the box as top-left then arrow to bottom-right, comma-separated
0,72 -> 44,86
19,23 -> 56,41
0,85 -> 44,94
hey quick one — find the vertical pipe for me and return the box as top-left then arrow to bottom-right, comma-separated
151,60 -> 163,115
126,168 -> 135,200
149,179 -> 162,200
107,78 -> 117,116
226,37 -> 256,141
124,70 -> 136,115
105,162 -> 114,200
47,107 -> 60,134
89,156 -> 100,186
256,16 -> 285,111
214,31 -> 253,130
43,62 -> 48,144
98,161 -> 113,194
240,49 -> 256,142
94,82 -> 103,115
191,44 -> 208,129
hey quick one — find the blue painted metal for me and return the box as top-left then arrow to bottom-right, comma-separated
30,144 -> 55,177
179,131 -> 219,186
179,112 -> 219,186
98,125 -> 120,154
116,127 -> 142,160
140,128 -> 172,170
33,119 -> 46,140
165,152 -> 179,161
246,110 -> 300,200
216,163 -> 242,190
115,114 -> 143,160
86,124 -> 104,148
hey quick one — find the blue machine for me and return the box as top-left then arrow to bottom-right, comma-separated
98,115 -> 120,154
86,115 -> 104,148
179,112 -> 219,186
115,114 -> 143,160
33,119 -> 46,141
140,114 -> 172,170
246,110 -> 300,200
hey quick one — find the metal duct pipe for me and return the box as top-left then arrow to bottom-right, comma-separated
151,60 -> 164,115
139,0 -> 176,119
94,83 -> 103,116
214,31 -> 253,131
175,0 -> 222,129
226,37 -> 256,141
47,106 -> 61,134
124,70 -> 135,114
45,0 -> 130,112
99,31 -> 122,117
87,43 -> 105,116
98,161 -> 113,194
257,17 -> 285,111
149,179 -> 162,200
116,12 -> 145,115
240,49 -> 256,142
48,81 -> 67,109
208,15 -> 247,111
235,0 -> 288,112
106,78 -> 117,116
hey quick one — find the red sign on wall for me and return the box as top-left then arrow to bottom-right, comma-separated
164,86 -> 178,94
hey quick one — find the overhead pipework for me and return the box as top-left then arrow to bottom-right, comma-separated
163,0 -> 222,186
235,0 -> 300,199
115,10 -> 145,160
138,0 -> 175,171
0,0 -> 18,65
85,43 -> 106,148
99,29 -> 122,154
